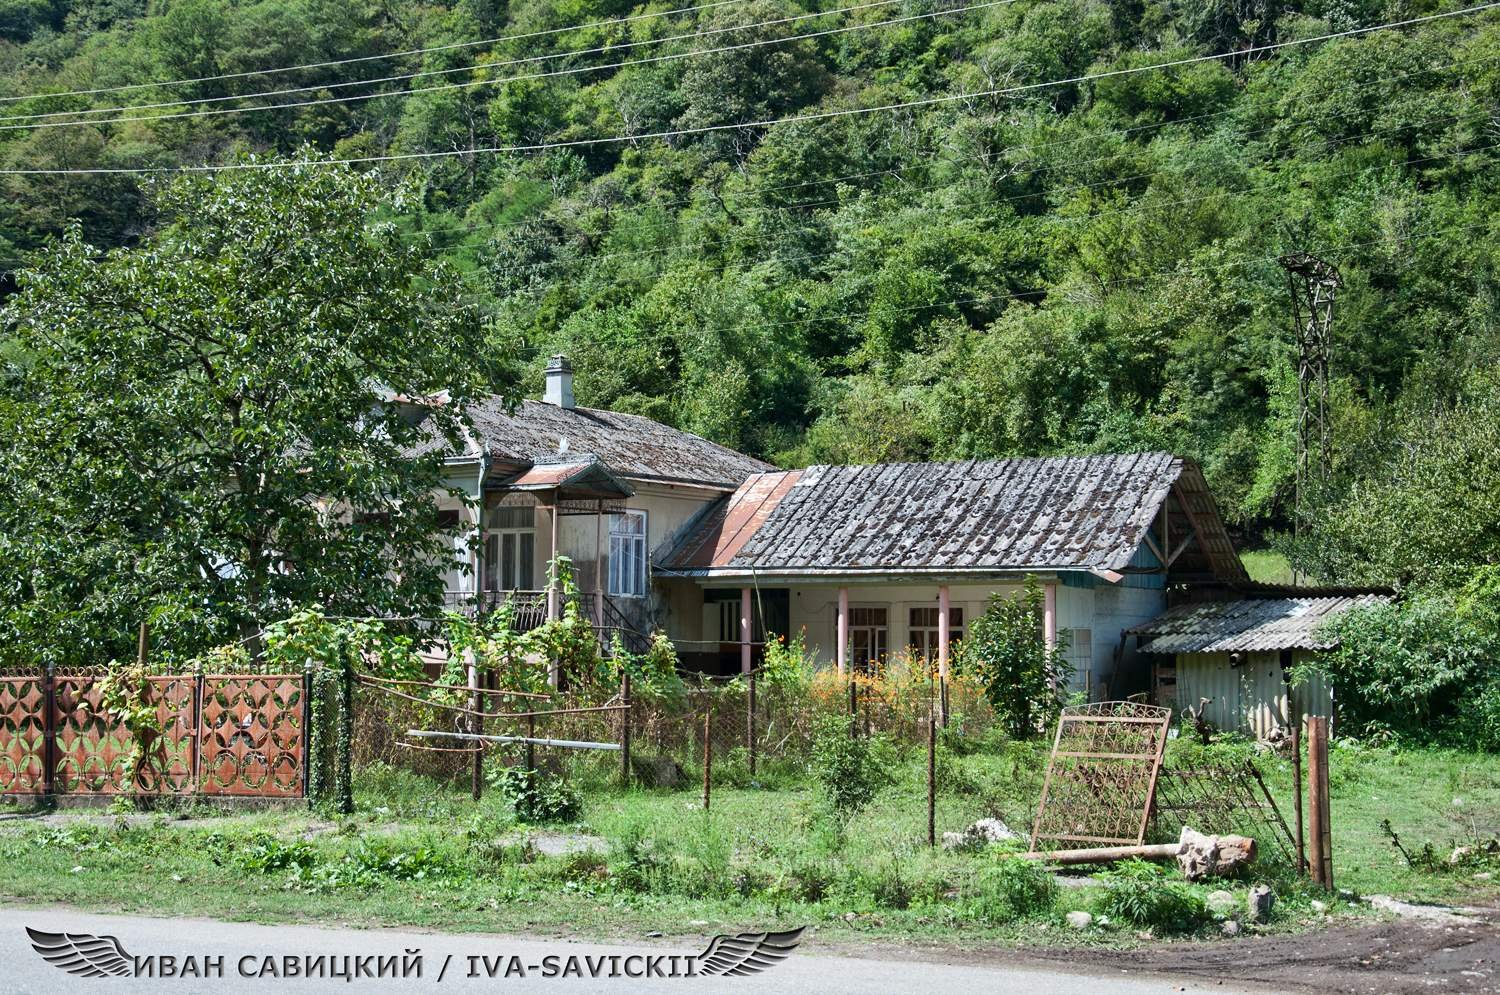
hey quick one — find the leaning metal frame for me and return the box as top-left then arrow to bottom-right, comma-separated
1029,701 -> 1173,851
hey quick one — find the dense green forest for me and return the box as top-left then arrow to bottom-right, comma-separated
2,0 -> 1498,591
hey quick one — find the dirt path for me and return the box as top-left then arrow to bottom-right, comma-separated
1019,916 -> 1500,994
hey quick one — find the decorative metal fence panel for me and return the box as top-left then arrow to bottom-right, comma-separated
1030,701 -> 1173,850
0,668 -> 46,795
0,669 -> 304,799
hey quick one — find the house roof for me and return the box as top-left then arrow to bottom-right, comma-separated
656,452 -> 1247,581
459,398 -> 772,489
1127,595 -> 1394,654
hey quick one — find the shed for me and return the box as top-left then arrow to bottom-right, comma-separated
1127,594 -> 1392,739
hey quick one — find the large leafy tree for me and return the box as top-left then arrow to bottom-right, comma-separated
0,155 -> 512,665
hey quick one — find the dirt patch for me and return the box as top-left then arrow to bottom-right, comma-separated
1021,916 -> 1500,994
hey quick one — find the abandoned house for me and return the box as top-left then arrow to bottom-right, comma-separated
434,353 -> 1328,702
1126,594 -> 1393,738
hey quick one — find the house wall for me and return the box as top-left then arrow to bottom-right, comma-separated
1171,650 -> 1333,739
671,577 -> 1164,696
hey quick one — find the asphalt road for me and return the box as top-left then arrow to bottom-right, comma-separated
0,906 -> 1281,994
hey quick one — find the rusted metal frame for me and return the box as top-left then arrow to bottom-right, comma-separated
357,671 -> 550,699
1135,715 -> 1171,846
1243,761 -> 1298,860
1028,709 -> 1071,852
1039,832 -> 1145,846
1053,750 -> 1161,760
1057,715 -> 1170,725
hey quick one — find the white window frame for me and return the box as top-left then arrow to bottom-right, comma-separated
608,508 -> 649,599
907,604 -> 965,659
484,506 -> 535,592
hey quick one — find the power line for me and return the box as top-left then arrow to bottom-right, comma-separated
0,0 -> 917,126
400,45 -> 1500,245
0,0 -> 754,105
3,3 -> 1492,176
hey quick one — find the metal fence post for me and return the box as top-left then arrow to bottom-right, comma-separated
298,665 -> 310,802
702,707 -> 712,812
620,672 -> 632,789
746,669 -> 756,777
927,714 -> 936,848
337,661 -> 354,815
469,658 -> 482,802
41,661 -> 55,799
194,668 -> 206,796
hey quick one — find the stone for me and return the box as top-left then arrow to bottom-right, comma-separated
630,756 -> 686,790
1310,900 -> 1328,914
941,817 -> 1019,852
1449,846 -> 1475,866
1065,910 -> 1094,930
1206,890 -> 1238,916
1247,884 -> 1275,923
1221,920 -> 1241,937
1177,826 -> 1257,881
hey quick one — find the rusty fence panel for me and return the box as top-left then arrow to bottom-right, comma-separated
1029,701 -> 1173,850
0,668 -> 304,800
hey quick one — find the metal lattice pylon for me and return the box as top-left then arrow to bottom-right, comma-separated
1279,251 -> 1341,537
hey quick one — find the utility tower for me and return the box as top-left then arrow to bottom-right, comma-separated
1278,251 -> 1341,547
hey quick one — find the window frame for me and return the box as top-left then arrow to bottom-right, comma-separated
607,508 -> 649,599
483,505 -> 536,592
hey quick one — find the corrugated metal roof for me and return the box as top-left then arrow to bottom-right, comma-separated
466,398 -> 772,489
1128,595 -> 1394,653
658,452 -> 1244,579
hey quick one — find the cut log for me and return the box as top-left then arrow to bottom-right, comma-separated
1019,829 -> 1257,874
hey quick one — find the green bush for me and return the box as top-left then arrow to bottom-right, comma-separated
491,766 -> 583,824
809,714 -> 889,818
231,832 -> 316,873
967,857 -> 1058,924
1094,859 -> 1207,933
959,579 -> 1069,738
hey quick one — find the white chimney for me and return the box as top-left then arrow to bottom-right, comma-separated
543,354 -> 575,409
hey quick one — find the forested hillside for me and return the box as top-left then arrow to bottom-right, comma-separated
2,0 -> 1499,588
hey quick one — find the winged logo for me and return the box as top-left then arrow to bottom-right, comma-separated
694,926 -> 805,977
26,927 -> 135,978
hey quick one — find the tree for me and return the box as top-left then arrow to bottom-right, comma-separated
0,153 -> 513,665
961,579 -> 1070,738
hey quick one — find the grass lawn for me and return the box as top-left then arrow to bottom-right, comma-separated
2,738 -> 1497,950
1240,549 -> 1299,585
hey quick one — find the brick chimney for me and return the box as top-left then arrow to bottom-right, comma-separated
543,354 -> 575,409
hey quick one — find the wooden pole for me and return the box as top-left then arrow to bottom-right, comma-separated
702,708 -> 712,811
620,673 -> 632,789
746,668 -> 757,777
136,621 -> 149,669
526,712 -> 536,774
1306,716 -> 1329,888
927,714 -> 936,848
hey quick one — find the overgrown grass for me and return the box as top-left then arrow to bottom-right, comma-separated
1,739 -> 1494,948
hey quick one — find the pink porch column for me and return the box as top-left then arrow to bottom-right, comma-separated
1043,582 -> 1058,690
740,587 -> 753,675
836,587 -> 849,675
937,586 -> 951,682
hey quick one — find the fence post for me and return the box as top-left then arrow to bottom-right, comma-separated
621,672 -> 632,790
468,656 -> 482,803
848,675 -> 857,738
927,714 -> 936,848
702,707 -> 712,812
1291,711 -> 1306,873
526,711 -> 536,775
336,660 -> 354,815
41,661 -> 55,799
1307,716 -> 1332,889
746,669 -> 756,777
194,667 -> 206,797
298,665 -> 310,803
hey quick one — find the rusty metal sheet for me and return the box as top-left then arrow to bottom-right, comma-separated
1129,595 -> 1392,654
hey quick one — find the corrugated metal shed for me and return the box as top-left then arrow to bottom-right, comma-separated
465,399 -> 772,489
657,452 -> 1246,580
1129,595 -> 1393,653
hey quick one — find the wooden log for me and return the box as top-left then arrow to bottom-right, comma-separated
1019,843 -> 1183,865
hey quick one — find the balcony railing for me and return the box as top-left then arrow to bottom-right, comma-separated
441,590 -> 651,656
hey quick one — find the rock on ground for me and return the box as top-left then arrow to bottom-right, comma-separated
1246,883 -> 1275,923
941,817 -> 1019,852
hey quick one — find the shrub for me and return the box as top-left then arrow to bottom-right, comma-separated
809,714 -> 889,818
610,822 -> 670,894
232,833 -> 316,873
959,579 -> 1069,738
492,766 -> 582,824
1094,859 -> 1207,933
967,857 -> 1058,924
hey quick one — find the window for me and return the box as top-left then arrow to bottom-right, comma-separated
908,605 -> 964,659
716,599 -> 765,642
847,606 -> 888,671
1063,627 -> 1092,679
608,509 -> 648,598
484,505 -> 534,591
